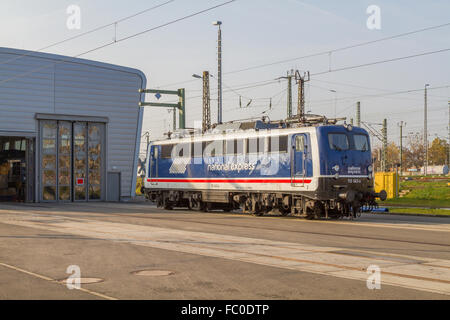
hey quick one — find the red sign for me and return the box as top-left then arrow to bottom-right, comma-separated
76,178 -> 84,186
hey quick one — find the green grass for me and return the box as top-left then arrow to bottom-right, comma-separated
386,207 -> 450,216
383,176 -> 450,208
383,198 -> 450,208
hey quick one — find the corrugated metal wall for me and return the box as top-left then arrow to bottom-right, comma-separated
0,48 -> 146,199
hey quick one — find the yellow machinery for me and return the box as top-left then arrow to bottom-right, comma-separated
374,172 -> 398,199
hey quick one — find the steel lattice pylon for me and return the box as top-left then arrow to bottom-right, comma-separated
202,71 -> 211,133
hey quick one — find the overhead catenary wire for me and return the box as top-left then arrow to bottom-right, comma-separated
158,21 -> 450,94
185,78 -> 280,100
310,47 -> 450,76
311,78 -> 450,101
0,0 -> 237,86
308,84 -> 450,105
172,48 -> 450,105
309,83 -> 448,104
224,21 -> 450,75
0,0 -> 176,68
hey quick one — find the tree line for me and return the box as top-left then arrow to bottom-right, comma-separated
372,135 -> 449,172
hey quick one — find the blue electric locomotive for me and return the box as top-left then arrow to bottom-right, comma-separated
143,120 -> 386,219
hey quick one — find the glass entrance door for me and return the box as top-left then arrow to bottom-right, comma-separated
40,120 -> 104,202
41,121 -> 57,201
87,123 -> 104,200
58,121 -> 72,201
73,122 -> 87,201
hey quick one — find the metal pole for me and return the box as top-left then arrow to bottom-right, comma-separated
295,71 -> 309,120
382,118 -> 387,172
378,148 -> 382,172
139,88 -> 184,130
395,164 -> 399,198
356,101 -> 361,127
329,89 -> 336,119
172,107 -> 176,131
298,78 -> 304,119
448,101 -> 450,167
178,88 -> 185,129
202,71 -> 211,133
424,84 -> 429,176
217,25 -> 222,124
287,74 -> 292,118
398,121 -> 405,176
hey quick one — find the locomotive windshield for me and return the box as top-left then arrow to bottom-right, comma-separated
353,134 -> 369,151
328,133 -> 349,151
327,132 -> 370,152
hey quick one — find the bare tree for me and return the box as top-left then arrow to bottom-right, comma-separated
404,133 -> 425,170
372,143 -> 400,172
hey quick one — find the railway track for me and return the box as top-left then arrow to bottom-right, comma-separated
5,203 -> 450,249
2,205 -> 450,296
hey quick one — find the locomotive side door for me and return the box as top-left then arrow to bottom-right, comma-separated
291,134 -> 308,187
149,145 -> 158,185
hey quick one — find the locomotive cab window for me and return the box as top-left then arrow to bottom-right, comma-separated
175,143 -> 191,158
353,134 -> 369,151
161,144 -> 173,158
278,135 -> 288,153
295,135 -> 305,152
204,140 -> 223,157
328,133 -> 349,151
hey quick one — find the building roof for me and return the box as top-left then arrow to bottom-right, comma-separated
0,46 -> 146,84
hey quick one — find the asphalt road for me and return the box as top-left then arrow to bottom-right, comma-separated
0,201 -> 449,299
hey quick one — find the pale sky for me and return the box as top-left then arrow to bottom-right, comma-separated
1,0 -> 449,157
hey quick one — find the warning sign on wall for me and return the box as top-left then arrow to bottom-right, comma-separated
76,178 -> 84,186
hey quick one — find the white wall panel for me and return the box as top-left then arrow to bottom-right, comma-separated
0,47 -> 146,199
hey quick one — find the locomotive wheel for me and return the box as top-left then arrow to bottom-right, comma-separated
352,205 -> 361,219
306,203 -> 324,219
252,202 -> 264,216
188,197 -> 202,211
328,210 -> 341,219
305,213 -> 315,220
279,206 -> 290,216
201,202 -> 212,212
163,197 -> 173,210
305,207 -> 318,220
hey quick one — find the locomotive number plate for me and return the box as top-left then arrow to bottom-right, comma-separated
348,178 -> 361,184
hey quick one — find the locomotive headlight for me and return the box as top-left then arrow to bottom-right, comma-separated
334,173 -> 339,179
368,165 -> 373,172
332,165 -> 340,172
347,124 -> 353,131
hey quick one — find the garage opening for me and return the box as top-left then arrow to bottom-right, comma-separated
0,136 -> 34,202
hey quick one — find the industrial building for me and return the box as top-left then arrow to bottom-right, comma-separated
0,47 -> 146,202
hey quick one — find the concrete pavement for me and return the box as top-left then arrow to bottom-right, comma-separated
0,202 -> 449,299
